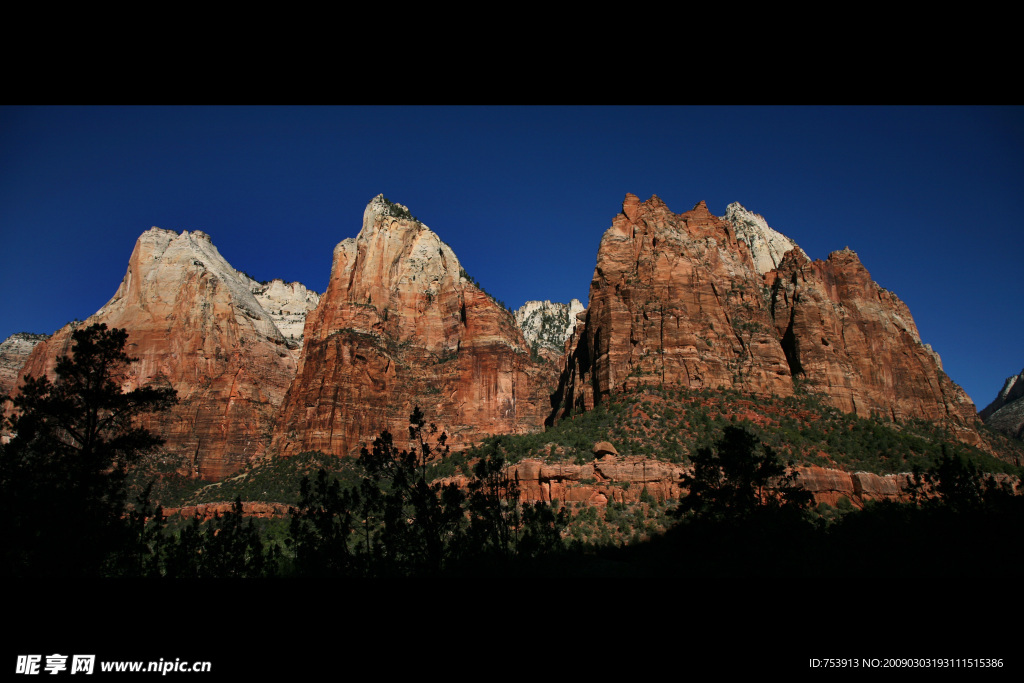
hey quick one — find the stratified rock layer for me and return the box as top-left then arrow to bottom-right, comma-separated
551,194 -> 795,419
767,247 -> 977,432
551,194 -> 979,439
271,195 -> 554,458
16,229 -> 305,480
723,202 -> 806,275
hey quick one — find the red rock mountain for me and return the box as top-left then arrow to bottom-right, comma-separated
551,194 -> 979,438
767,247 -> 976,430
551,194 -> 794,418
15,228 -> 306,480
270,195 -> 555,458
10,193 -> 985,480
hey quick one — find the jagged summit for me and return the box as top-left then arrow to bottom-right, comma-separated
722,202 -> 807,275
552,193 -> 978,439
325,196 -> 464,346
365,194 -> 421,225
515,299 -> 586,355
981,368 -> 1024,440
272,195 -> 554,459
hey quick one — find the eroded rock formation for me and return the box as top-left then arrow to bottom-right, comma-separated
15,228 -> 311,480
250,279 -> 321,345
980,368 -> 1024,440
767,247 -> 977,432
447,454 -> 996,508
551,194 -> 979,441
0,332 -> 49,398
271,195 -> 555,458
515,299 -> 585,359
551,194 -> 795,420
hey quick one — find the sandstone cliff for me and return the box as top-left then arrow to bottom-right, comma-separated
767,247 -> 977,432
0,332 -> 49,399
980,368 -> 1024,440
15,228 -> 311,480
551,194 -> 795,420
551,194 -> 979,439
446,454 -> 1013,509
271,195 -> 555,458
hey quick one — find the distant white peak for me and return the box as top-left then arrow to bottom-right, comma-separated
722,202 -> 807,275
127,227 -> 284,343
999,370 -> 1024,401
515,299 -> 586,351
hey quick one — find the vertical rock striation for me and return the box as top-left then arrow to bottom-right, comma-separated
551,194 -> 979,439
271,195 -> 553,458
550,194 -> 794,420
15,228 -> 309,480
766,246 -> 977,430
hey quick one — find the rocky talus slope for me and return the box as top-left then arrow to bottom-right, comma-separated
15,229 -> 316,480
271,195 -> 555,458
551,194 -> 979,442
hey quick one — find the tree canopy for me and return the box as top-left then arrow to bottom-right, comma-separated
0,323 -> 176,576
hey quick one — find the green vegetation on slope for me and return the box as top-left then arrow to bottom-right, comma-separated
464,384 -> 1024,477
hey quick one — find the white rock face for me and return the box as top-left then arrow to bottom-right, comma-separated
97,228 -> 284,343
246,278 -> 321,344
0,332 -> 50,397
515,299 -> 585,353
723,202 -> 807,275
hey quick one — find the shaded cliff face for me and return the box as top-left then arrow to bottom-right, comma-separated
551,194 -> 978,437
551,194 -> 794,419
271,195 -> 553,458
16,228 -> 305,480
980,369 -> 1024,440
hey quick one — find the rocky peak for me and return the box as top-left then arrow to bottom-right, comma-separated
515,299 -> 586,354
101,227 -> 284,343
272,195 -> 553,459
980,369 -> 1024,440
316,196 -> 465,353
15,227 -> 306,480
244,278 -> 321,346
552,194 -> 795,420
553,193 -> 978,442
723,202 -> 807,275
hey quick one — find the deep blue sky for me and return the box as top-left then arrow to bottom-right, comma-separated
2,105 -> 1021,410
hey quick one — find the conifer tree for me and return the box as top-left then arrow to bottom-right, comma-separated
0,323 -> 176,576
